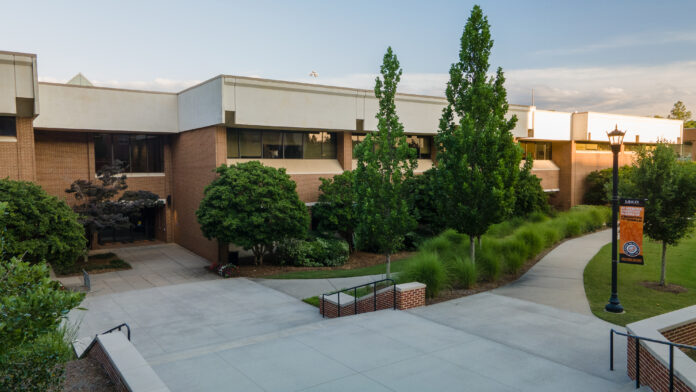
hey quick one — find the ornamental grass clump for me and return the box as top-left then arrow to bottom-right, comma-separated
400,252 -> 448,298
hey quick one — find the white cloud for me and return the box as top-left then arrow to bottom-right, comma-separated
535,31 -> 696,56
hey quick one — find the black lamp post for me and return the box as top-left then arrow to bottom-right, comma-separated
605,125 -> 625,313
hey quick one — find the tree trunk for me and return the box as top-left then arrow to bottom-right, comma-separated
477,236 -> 482,249
470,236 -> 476,265
659,241 -> 667,286
218,241 -> 228,265
386,253 -> 391,279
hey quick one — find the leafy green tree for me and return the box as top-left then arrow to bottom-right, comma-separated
583,165 -> 633,205
354,47 -> 417,277
513,158 -> 550,217
435,5 -> 522,263
196,162 -> 309,265
0,202 -> 85,392
0,180 -> 85,273
312,171 -> 357,251
668,101 -> 692,122
625,144 -> 696,286
404,168 -> 443,235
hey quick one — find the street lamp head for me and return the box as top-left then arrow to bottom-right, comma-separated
607,125 -> 625,152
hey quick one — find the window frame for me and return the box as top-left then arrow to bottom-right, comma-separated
0,116 -> 17,139
226,128 -> 337,159
94,133 -> 165,174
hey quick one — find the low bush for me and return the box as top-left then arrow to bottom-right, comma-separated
0,179 -> 86,273
399,252 -> 448,298
476,246 -> 502,282
275,237 -> 349,267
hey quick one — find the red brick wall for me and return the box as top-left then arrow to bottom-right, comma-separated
0,117 -> 35,180
627,337 -> 693,392
87,341 -> 128,392
34,130 -> 173,240
170,126 -> 227,262
662,322 -> 696,347
291,174 -> 325,203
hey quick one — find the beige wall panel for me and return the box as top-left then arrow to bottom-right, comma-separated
0,53 -> 16,115
533,110 -> 572,140
178,77 -> 223,132
585,112 -> 682,144
14,56 -> 34,99
35,84 -> 178,133
230,79 -> 357,130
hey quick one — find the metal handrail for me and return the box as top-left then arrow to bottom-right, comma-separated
321,278 -> 396,318
100,323 -> 131,341
610,328 -> 696,391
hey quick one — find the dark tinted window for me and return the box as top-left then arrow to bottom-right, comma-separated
228,128 -> 338,159
0,116 -> 16,138
94,134 -> 164,173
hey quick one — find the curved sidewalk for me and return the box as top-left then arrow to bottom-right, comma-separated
493,229 -> 611,315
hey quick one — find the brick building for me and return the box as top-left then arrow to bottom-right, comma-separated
0,50 -> 685,262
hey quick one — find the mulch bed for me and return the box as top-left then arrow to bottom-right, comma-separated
57,253 -> 131,277
231,251 -> 415,278
62,357 -> 117,392
639,281 -> 688,294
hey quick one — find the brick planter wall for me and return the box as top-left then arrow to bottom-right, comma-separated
663,322 -> 696,347
627,337 -> 693,392
319,282 -> 426,318
86,339 -> 129,392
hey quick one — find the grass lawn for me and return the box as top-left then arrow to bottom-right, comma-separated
584,234 -> 696,326
264,258 -> 410,279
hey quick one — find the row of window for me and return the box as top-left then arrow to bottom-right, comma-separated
226,128 -> 338,159
0,116 -> 16,138
351,133 -> 433,159
519,141 -> 552,160
94,134 -> 164,173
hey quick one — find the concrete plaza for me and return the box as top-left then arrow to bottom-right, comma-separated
70,276 -> 635,391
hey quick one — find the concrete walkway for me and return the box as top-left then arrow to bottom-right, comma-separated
69,278 -> 633,392
57,244 -> 217,296
254,273 -> 388,300
493,229 -> 611,315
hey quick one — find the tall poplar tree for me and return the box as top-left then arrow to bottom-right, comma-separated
354,47 -> 417,277
435,5 -> 522,263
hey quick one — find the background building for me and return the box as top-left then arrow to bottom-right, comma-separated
0,50 -> 684,262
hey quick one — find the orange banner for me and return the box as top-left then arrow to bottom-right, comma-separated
619,198 -> 645,265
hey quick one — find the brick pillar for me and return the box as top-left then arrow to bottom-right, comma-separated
15,117 -> 35,181
163,137 -> 173,242
336,131 -> 352,171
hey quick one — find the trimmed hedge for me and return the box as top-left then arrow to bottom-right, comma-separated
276,237 -> 349,267
399,205 -> 610,295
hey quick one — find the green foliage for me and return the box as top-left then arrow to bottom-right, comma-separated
0,254 -> 84,392
196,162 -> 309,265
399,252 -> 447,298
449,257 -> 477,289
583,166 -> 633,205
623,144 -> 696,285
404,205 -> 609,295
669,100 -> 692,122
434,5 -> 522,262
0,179 -> 85,273
354,47 -> 416,275
275,237 -> 349,267
513,158 -> 550,217
312,171 -> 356,251
404,168 -> 443,234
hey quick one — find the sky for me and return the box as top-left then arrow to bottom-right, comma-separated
2,0 -> 696,116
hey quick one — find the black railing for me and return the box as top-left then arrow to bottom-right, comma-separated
610,328 -> 696,391
321,278 -> 396,318
100,323 -> 131,341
